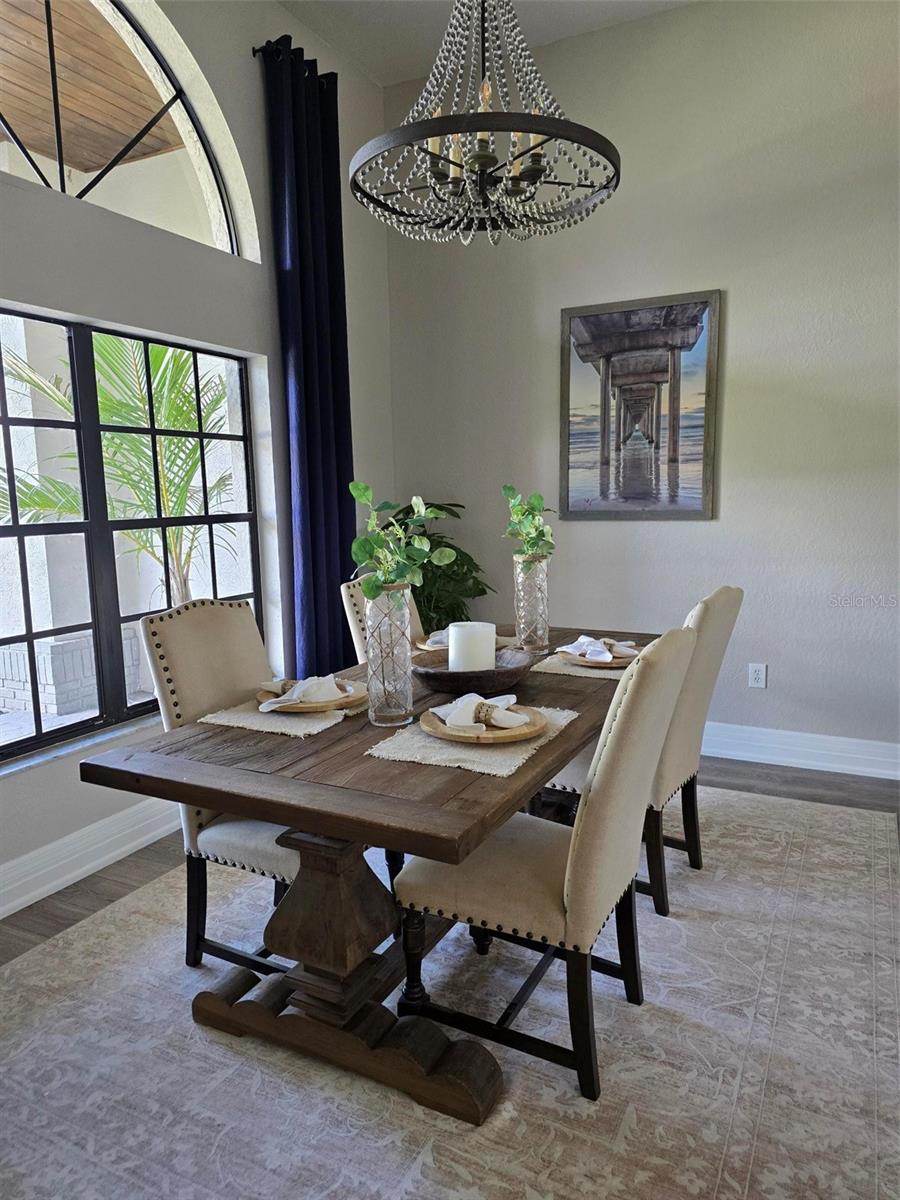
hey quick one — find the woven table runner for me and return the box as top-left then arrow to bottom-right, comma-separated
531,654 -> 627,680
366,706 -> 578,778
199,699 -> 366,738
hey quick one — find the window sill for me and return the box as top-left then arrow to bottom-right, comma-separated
0,714 -> 162,780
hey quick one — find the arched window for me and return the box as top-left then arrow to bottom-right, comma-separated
0,0 -> 237,253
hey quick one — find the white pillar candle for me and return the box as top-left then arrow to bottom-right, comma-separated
448,621 -> 496,672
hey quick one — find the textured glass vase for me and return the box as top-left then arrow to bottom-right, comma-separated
365,583 -> 414,727
514,554 -> 550,652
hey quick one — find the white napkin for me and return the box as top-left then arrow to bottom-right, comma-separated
431,692 -> 530,733
258,674 -> 346,712
424,628 -> 449,648
556,635 -> 639,662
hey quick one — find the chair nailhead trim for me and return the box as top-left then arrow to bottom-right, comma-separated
399,893 -> 627,953
658,772 -> 699,812
197,852 -> 293,884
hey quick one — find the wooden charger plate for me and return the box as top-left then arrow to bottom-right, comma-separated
419,705 -> 547,744
557,650 -> 636,670
254,679 -> 367,713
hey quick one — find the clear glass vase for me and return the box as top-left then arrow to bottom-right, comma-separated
514,554 -> 550,652
365,583 -> 414,727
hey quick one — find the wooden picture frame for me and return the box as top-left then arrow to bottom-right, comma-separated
559,290 -> 721,520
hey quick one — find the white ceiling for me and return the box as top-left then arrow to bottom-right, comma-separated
284,0 -> 692,87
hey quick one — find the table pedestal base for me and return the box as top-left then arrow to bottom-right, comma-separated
191,832 -> 502,1125
193,967 -> 502,1125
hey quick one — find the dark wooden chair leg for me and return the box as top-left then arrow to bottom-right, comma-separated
643,808 -> 670,917
469,926 -> 494,956
185,855 -> 207,967
385,850 -> 405,889
614,880 -> 643,1005
681,776 -> 703,870
565,951 -> 601,1100
273,879 -> 289,906
400,909 -> 430,1008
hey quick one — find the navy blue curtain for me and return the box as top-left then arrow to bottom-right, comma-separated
259,35 -> 356,677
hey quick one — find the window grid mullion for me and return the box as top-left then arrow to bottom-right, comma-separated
144,340 -> 172,610
1,620 -> 93,648
193,353 -> 219,599
0,341 -> 44,737
239,358 -> 264,637
70,325 -> 127,723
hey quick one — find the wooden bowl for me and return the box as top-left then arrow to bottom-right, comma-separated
411,648 -> 536,697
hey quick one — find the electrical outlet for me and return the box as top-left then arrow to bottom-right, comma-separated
748,663 -> 767,689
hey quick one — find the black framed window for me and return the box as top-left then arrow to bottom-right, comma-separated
0,309 -> 260,760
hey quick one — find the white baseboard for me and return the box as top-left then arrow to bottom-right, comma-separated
702,721 -> 900,781
0,798 -> 181,920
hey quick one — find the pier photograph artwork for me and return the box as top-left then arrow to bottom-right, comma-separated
560,291 -> 720,519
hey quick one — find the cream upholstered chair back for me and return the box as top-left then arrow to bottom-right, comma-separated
651,586 -> 743,807
562,627 -> 696,949
341,577 -> 426,664
139,599 -> 272,852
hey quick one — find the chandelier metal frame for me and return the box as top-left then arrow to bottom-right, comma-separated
348,0 -> 622,244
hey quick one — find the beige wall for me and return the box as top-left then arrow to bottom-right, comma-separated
384,1 -> 900,743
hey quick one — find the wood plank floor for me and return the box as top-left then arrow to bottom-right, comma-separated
0,759 -> 896,968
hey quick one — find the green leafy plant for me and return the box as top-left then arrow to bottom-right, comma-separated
0,337 -> 236,605
389,500 -> 493,631
502,483 -> 555,557
349,482 -> 457,601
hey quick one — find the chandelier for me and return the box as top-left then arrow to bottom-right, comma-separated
348,0 -> 621,244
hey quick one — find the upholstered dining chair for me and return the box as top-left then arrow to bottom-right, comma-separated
394,626 -> 696,1100
139,599 -> 301,972
542,586 -> 744,917
340,576 -> 426,664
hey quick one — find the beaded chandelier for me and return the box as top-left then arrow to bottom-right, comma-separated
348,0 -> 621,244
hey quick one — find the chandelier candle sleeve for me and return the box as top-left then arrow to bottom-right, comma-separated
427,108 -> 442,157
477,77 -> 492,144
448,622 -> 496,671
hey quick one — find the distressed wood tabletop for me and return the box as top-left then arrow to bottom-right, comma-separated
80,626 -> 656,864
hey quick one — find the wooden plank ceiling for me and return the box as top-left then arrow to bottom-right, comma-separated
0,0 -> 182,175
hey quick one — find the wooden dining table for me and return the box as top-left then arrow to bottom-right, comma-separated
80,625 -> 656,1125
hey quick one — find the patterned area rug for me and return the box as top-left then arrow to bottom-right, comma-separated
0,788 -> 897,1200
